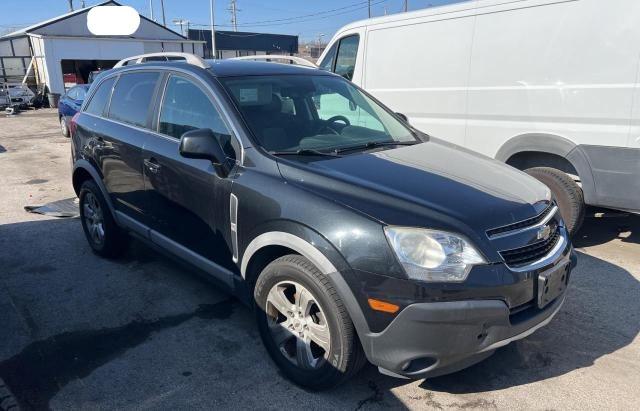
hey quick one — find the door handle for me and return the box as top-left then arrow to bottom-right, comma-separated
144,158 -> 161,174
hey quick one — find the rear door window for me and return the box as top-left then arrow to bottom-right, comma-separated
85,77 -> 116,116
108,72 -> 160,128
334,35 -> 360,80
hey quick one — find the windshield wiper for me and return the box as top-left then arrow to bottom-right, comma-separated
333,140 -> 419,154
269,149 -> 341,157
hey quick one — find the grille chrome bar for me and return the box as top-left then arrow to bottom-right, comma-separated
487,204 -> 558,239
502,229 -> 568,272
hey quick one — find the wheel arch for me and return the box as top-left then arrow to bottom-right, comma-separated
240,228 -> 374,358
496,133 -> 596,204
72,160 -> 117,220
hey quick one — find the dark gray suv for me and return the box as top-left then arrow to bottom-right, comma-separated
70,53 -> 575,389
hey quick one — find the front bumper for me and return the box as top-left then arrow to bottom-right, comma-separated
369,291 -> 566,379
355,249 -> 575,379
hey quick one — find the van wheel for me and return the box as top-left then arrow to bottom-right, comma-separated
60,116 -> 69,137
79,180 -> 128,257
525,167 -> 584,236
254,255 -> 366,390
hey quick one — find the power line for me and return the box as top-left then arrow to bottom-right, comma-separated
223,0 -> 384,26
190,0 -> 388,29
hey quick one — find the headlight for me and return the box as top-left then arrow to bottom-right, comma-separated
384,227 -> 486,282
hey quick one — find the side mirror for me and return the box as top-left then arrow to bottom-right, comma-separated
395,112 -> 409,123
349,100 -> 357,111
179,128 -> 233,176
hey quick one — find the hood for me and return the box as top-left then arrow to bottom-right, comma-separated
276,139 -> 551,235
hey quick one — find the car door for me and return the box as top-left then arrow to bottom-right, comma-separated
142,73 -> 240,272
92,71 -> 161,224
60,87 -> 78,119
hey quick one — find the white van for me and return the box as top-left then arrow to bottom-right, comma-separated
319,0 -> 640,234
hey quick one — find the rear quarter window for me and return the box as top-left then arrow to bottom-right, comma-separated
84,77 -> 116,116
108,72 -> 160,128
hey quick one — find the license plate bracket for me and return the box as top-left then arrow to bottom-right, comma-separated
538,261 -> 570,309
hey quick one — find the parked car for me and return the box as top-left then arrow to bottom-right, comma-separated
71,53 -> 575,389
58,84 -> 89,137
320,0 -> 640,234
0,83 -> 35,109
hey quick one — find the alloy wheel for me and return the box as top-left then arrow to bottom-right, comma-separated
83,192 -> 105,245
265,280 -> 331,369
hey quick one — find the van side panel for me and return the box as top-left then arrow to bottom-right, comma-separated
466,0 -> 640,158
363,9 -> 476,146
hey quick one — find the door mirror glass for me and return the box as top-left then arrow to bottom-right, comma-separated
179,128 -> 227,165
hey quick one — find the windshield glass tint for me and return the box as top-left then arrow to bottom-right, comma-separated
221,75 -> 414,152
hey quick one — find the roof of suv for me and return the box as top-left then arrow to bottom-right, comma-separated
207,59 -> 329,77
116,59 -> 330,78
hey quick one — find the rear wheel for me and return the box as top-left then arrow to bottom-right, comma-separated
60,116 -> 69,137
79,180 -> 128,257
525,167 -> 585,236
254,255 -> 366,390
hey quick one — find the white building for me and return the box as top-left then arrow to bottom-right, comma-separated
0,0 -> 204,95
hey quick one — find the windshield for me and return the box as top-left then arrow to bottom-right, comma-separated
220,75 -> 416,153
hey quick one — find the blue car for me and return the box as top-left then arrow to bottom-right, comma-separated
58,85 -> 89,137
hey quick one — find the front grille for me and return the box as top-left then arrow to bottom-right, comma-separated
499,227 -> 560,267
487,202 -> 556,238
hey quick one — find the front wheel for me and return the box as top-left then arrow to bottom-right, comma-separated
60,116 -> 69,137
525,167 -> 585,236
254,255 -> 366,390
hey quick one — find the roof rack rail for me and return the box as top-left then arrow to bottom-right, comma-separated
231,55 -> 317,68
113,52 -> 209,69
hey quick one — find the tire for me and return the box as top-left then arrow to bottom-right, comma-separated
60,116 -> 69,137
79,180 -> 128,258
525,167 -> 585,236
254,255 -> 366,390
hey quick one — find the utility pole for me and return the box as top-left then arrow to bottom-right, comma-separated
173,19 -> 190,36
160,0 -> 167,26
67,0 -> 74,12
228,0 -> 239,32
404,0 -> 408,12
368,0 -> 371,18
210,0 -> 217,58
81,0 -> 85,8
149,0 -> 154,21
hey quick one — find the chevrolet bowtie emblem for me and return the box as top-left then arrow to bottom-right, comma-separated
537,225 -> 552,241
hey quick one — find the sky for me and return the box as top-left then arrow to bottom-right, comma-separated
0,0 -> 464,41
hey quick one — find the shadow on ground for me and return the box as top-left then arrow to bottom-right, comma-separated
573,208 -> 640,247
